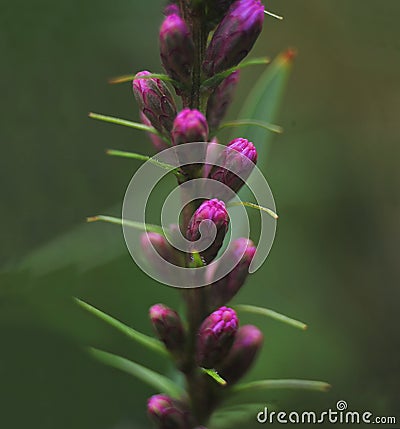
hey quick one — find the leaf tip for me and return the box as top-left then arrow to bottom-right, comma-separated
86,216 -> 99,223
283,48 -> 297,63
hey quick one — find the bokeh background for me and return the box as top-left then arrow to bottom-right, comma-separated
1,0 -> 399,428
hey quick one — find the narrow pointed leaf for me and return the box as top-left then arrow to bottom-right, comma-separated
106,149 -> 183,179
86,215 -> 164,235
231,379 -> 331,397
234,304 -> 307,330
218,120 -> 283,134
228,202 -> 279,220
75,298 -> 168,357
201,368 -> 227,386
201,57 -> 270,89
234,50 -> 295,166
89,348 -> 185,398
89,112 -> 166,139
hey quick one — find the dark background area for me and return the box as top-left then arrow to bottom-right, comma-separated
1,0 -> 399,428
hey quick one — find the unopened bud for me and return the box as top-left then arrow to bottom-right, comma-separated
203,0 -> 265,76
160,14 -> 194,86
196,306 -> 238,368
147,394 -> 194,429
133,70 -> 177,136
207,238 -> 256,308
217,324 -> 263,384
149,304 -> 185,354
186,199 -> 229,264
208,138 -> 257,201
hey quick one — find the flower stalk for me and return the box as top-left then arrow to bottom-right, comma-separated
86,1 -> 331,428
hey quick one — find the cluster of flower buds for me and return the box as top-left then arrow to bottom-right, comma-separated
138,1 -> 269,427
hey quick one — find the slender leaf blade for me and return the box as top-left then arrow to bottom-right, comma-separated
234,304 -> 307,331
231,379 -> 331,397
75,298 -> 168,357
89,348 -> 185,398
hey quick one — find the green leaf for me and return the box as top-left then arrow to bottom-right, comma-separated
89,348 -> 185,398
201,368 -> 227,386
106,149 -> 184,179
234,304 -> 307,331
108,72 -> 182,89
201,57 -> 270,89
227,201 -> 279,220
75,298 -> 168,357
209,403 -> 269,429
230,379 -> 331,397
86,215 -> 165,235
234,50 -> 295,167
88,112 -> 167,142
217,119 -> 283,134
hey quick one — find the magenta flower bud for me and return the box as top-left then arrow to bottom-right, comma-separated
160,14 -> 194,85
186,199 -> 229,264
147,394 -> 194,429
172,108 -> 209,145
133,70 -> 177,136
171,108 -> 209,176
217,325 -> 263,384
164,3 -> 180,16
206,70 -> 240,131
205,0 -> 236,30
208,238 -> 256,308
140,112 -> 169,152
149,304 -> 185,353
203,0 -> 265,76
196,306 -> 238,368
208,138 -> 257,201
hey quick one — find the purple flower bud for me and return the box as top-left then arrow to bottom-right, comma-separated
140,112 -> 169,152
206,70 -> 240,131
133,70 -> 177,136
186,199 -> 229,264
160,14 -> 194,85
147,394 -> 194,429
164,3 -> 180,16
172,108 -> 209,145
203,0 -> 265,76
204,0 -> 236,31
196,306 -> 238,368
208,138 -> 257,201
171,108 -> 209,177
208,238 -> 256,308
149,304 -> 186,353
217,325 -> 263,384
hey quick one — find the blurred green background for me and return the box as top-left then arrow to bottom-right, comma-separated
1,0 -> 399,428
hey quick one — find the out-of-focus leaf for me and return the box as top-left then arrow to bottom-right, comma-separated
209,403 -> 268,429
234,49 -> 295,170
89,348 -> 185,398
230,379 -> 331,399
234,304 -> 307,330
75,298 -> 168,357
